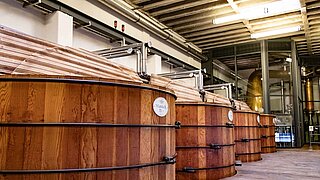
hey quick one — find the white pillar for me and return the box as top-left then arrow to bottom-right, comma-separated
147,54 -> 162,74
45,11 -> 73,46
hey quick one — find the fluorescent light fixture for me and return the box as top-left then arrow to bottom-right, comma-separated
213,14 -> 242,24
251,26 -> 301,39
213,0 -> 301,24
286,57 -> 292,62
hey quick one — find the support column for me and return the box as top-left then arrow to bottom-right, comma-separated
291,40 -> 303,147
147,54 -> 162,74
234,46 -> 238,99
261,40 -> 270,113
45,11 -> 73,46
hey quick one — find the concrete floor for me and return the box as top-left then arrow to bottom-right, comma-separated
225,146 -> 320,180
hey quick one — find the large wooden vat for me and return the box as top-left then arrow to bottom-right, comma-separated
0,75 -> 176,180
176,103 -> 236,180
260,114 -> 276,153
234,111 -> 261,162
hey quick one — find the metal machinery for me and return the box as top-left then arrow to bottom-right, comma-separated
301,66 -> 320,146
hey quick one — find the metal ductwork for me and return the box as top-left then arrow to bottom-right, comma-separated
97,0 -> 206,63
247,70 -> 290,112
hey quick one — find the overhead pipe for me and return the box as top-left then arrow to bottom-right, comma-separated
247,70 -> 290,112
97,0 -> 206,62
136,50 -> 142,74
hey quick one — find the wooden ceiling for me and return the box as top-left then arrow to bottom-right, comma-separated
125,0 -> 320,57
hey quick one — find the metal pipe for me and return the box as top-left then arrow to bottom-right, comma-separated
204,83 -> 234,99
281,80 -> 285,113
234,46 -> 238,99
97,0 -> 205,62
98,49 -> 133,56
136,50 -> 141,74
94,43 -> 143,53
141,43 -> 147,74
261,40 -> 270,114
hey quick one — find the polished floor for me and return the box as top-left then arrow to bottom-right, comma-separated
225,145 -> 320,180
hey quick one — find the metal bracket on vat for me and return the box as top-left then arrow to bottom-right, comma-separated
175,121 -> 182,129
226,122 -> 235,128
235,160 -> 242,166
261,135 -> 268,138
240,138 -> 250,142
178,164 -> 235,173
210,144 -> 222,149
0,155 -> 176,174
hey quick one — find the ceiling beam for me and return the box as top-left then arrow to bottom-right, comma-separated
194,32 -> 250,45
180,22 -> 244,36
300,2 -> 313,55
226,0 -> 254,34
188,28 -> 249,41
149,0 -> 219,17
141,0 -> 185,11
156,1 -> 228,21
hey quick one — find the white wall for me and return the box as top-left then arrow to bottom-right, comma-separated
0,0 -> 46,39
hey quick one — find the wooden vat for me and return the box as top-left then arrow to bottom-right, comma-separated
234,111 -> 261,162
260,114 -> 276,153
0,75 -> 176,180
176,103 -> 236,180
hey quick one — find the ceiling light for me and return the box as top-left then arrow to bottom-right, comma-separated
213,0 -> 301,24
251,26 -> 301,39
213,14 -> 242,24
286,57 -> 292,62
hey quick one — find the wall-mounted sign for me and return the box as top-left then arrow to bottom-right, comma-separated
228,110 -> 233,121
309,126 -> 314,132
273,118 -> 277,124
153,97 -> 168,117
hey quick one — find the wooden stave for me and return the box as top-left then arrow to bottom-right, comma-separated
234,111 -> 262,162
176,103 -> 236,180
0,75 -> 176,180
260,114 -> 276,153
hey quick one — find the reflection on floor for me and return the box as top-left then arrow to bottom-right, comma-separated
225,145 -> 320,180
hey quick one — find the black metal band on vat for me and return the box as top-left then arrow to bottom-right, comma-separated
261,125 -> 276,128
176,143 -> 235,149
177,164 -> 235,173
0,122 -> 181,129
0,156 -> 176,174
179,122 -> 234,128
234,138 -> 261,142
261,146 -> 277,149
235,152 -> 261,156
234,125 -> 260,128
261,135 -> 276,138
